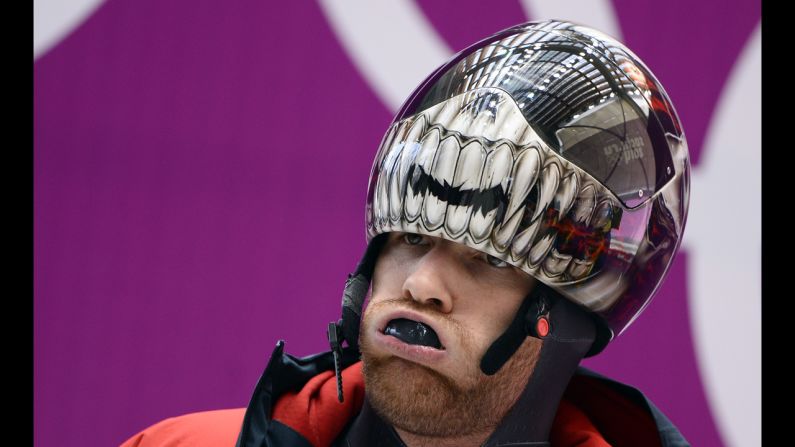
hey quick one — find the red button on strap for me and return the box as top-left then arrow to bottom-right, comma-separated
536,317 -> 550,337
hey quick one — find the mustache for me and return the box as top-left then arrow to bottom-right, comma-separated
368,296 -> 448,311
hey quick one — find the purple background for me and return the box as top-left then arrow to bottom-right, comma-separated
34,1 -> 760,446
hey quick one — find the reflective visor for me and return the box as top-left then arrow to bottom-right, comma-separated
555,96 -> 674,208
395,22 -> 679,208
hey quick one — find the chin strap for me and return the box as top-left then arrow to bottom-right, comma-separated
480,282 -> 555,375
328,234 -> 387,402
480,280 -> 604,376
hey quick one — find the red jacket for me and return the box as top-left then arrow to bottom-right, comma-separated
121,341 -> 689,447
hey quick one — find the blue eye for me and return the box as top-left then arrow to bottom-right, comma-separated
486,254 -> 509,268
403,233 -> 425,245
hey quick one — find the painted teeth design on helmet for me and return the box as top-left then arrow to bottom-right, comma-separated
528,230 -> 557,268
510,162 -> 561,260
369,88 -> 625,285
510,217 -> 543,261
470,104 -> 498,136
567,257 -> 595,280
492,146 -> 541,252
386,146 -> 405,224
544,248 -> 574,277
477,91 -> 535,144
535,162 -> 561,222
445,140 -> 486,238
553,173 -> 580,221
447,98 -> 478,134
451,90 -> 523,143
570,183 -> 597,225
422,136 -> 459,230
368,122 -> 398,229
374,120 -> 411,228
390,116 -> 427,222
492,102 -> 528,143
404,128 -> 440,222
469,143 -> 512,243
431,95 -> 461,127
373,156 -> 388,228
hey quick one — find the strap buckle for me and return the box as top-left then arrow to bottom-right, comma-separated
327,320 -> 345,403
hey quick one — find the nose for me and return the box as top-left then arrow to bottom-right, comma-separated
402,244 -> 457,313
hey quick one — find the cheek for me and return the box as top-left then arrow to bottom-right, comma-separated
371,257 -> 407,300
456,314 -> 507,355
453,291 -> 529,349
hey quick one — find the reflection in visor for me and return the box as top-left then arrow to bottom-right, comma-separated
399,23 -> 677,208
556,97 -> 668,208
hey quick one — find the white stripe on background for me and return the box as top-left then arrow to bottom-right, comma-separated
520,0 -> 623,41
317,0 -> 452,113
34,0 -> 106,59
685,22 -> 761,447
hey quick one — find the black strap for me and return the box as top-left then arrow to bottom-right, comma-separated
480,283 -> 553,375
328,234 -> 387,402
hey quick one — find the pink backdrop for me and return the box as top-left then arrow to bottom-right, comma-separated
34,1 -> 760,446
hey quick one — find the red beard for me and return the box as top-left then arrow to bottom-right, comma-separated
359,302 -> 542,437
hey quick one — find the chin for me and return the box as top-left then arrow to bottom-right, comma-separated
359,329 -> 544,437
361,352 -> 480,436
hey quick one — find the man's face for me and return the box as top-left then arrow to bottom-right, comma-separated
359,232 -> 543,437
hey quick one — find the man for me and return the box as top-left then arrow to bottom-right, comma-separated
122,19 -> 691,446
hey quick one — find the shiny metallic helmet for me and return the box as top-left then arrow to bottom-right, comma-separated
329,20 -> 689,396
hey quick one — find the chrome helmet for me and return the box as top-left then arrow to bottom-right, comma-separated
329,19 -> 689,394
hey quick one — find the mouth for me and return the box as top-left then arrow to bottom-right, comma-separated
382,318 -> 445,350
374,309 -> 449,361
